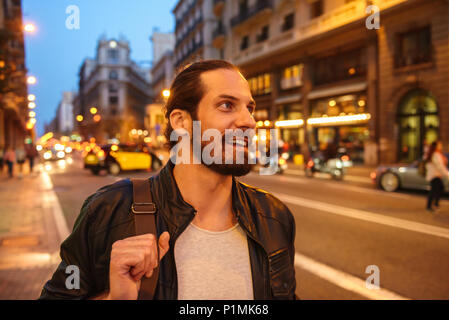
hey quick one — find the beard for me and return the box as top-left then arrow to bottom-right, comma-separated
200,136 -> 255,177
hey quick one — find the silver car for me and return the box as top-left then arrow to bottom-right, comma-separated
371,160 -> 449,193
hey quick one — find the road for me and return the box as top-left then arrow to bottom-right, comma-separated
46,154 -> 449,300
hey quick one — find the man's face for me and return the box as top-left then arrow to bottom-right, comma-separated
195,68 -> 257,176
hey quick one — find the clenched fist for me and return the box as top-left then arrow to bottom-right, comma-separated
105,232 -> 170,300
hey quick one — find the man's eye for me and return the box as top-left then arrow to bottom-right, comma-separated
219,102 -> 233,110
248,106 -> 255,114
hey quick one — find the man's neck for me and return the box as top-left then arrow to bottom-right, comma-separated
173,163 -> 236,231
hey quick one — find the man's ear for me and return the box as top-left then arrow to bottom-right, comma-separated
169,109 -> 192,134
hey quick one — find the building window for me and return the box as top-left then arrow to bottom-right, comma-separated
395,26 -> 431,68
109,84 -> 118,93
256,25 -> 269,43
281,13 -> 295,32
108,49 -> 119,63
240,35 -> 249,51
109,96 -> 119,104
310,0 -> 323,19
314,48 -> 366,86
248,73 -> 271,95
281,64 -> 303,90
109,71 -> 118,80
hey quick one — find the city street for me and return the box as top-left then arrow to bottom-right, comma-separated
5,153 -> 446,300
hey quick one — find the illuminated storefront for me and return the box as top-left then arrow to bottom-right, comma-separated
308,93 -> 369,163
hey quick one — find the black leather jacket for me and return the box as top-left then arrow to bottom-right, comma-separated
39,162 -> 297,300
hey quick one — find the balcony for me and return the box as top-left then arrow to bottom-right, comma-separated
230,0 -> 273,32
213,0 -> 225,17
212,23 -> 226,49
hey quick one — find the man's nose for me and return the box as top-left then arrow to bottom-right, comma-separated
236,106 -> 256,129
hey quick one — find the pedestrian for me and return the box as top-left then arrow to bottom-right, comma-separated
40,60 -> 297,300
26,143 -> 38,174
3,147 -> 15,178
0,147 -> 4,174
15,145 -> 26,179
425,141 -> 449,212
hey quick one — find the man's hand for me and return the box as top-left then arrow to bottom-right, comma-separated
106,232 -> 170,300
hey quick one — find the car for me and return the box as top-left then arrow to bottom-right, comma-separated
371,161 -> 449,193
84,144 -> 163,175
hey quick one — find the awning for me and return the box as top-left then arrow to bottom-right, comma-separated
274,93 -> 302,105
307,81 -> 367,100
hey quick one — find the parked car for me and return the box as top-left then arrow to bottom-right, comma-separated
371,161 -> 449,193
84,144 -> 163,175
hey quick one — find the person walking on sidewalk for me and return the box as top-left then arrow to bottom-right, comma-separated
3,147 -> 15,178
26,143 -> 38,174
40,60 -> 297,300
0,147 -> 4,174
425,141 -> 449,212
15,145 -> 26,179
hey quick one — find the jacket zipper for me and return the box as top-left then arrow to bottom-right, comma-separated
236,216 -> 271,299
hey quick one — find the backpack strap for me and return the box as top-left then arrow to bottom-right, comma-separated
131,178 -> 159,300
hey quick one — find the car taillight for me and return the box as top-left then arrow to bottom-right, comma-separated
370,172 -> 377,180
341,155 -> 350,162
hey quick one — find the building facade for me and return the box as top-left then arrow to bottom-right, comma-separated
57,91 -> 75,135
173,0 -> 220,69
147,32 -> 176,148
0,0 -> 29,150
206,0 -> 448,165
73,36 -> 152,144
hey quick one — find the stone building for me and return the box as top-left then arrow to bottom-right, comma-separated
206,0 -> 448,164
0,0 -> 29,149
73,36 -> 152,144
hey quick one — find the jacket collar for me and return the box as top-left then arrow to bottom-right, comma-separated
153,161 -> 255,236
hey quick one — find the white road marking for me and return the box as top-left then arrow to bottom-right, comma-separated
286,169 -> 372,184
275,192 -> 449,240
294,252 -> 409,300
41,172 -> 70,243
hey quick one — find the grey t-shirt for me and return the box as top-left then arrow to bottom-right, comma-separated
174,222 -> 254,300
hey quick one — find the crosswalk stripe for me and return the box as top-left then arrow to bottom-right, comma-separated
275,192 -> 449,240
294,252 -> 409,300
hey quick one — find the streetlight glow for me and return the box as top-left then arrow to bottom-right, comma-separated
76,115 -> 83,122
28,111 -> 36,118
24,23 -> 36,33
28,94 -> 36,101
90,107 -> 98,114
27,76 -> 37,85
28,102 -> 36,109
93,115 -> 101,122
162,89 -> 170,98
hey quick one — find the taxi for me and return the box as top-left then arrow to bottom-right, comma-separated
84,144 -> 162,175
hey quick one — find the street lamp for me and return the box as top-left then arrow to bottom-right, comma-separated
76,115 -> 83,122
162,89 -> 170,99
28,102 -> 36,109
28,94 -> 36,101
28,111 -> 36,118
90,107 -> 98,115
24,23 -> 36,33
27,76 -> 37,85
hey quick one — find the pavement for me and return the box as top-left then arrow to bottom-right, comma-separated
0,162 -> 69,300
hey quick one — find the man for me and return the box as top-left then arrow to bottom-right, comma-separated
40,60 -> 297,300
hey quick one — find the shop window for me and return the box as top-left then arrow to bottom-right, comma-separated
281,13 -> 295,32
314,48 -> 366,86
310,93 -> 367,118
281,64 -> 303,90
240,35 -> 249,51
398,89 -> 439,162
395,26 -> 431,68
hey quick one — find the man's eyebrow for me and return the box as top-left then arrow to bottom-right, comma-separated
217,94 -> 256,106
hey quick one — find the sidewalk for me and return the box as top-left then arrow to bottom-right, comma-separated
0,164 -> 68,299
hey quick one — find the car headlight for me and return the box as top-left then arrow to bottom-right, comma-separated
43,152 -> 52,160
57,151 -> 65,159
